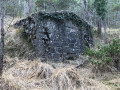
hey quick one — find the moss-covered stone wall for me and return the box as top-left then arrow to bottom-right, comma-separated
14,11 -> 93,61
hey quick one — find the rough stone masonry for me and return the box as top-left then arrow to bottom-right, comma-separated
14,11 -> 93,61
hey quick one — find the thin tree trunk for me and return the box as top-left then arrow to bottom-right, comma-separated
28,0 -> 31,15
0,0 -> 5,76
82,0 -> 89,22
50,0 -> 56,12
43,0 -> 46,11
29,0 -> 35,14
115,11 -> 118,27
103,21 -> 107,43
31,0 -> 35,13
97,18 -> 102,35
26,0 -> 32,16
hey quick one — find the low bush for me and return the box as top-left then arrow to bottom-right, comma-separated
84,39 -> 120,71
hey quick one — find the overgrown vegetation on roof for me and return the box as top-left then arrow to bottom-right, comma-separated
32,11 -> 92,31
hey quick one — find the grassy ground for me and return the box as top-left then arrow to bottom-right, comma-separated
0,17 -> 120,90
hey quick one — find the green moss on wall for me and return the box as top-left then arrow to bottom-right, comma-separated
32,11 -> 92,31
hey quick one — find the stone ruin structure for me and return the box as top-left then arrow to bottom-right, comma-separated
14,11 -> 93,61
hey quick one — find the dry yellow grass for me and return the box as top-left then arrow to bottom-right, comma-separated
2,59 -> 110,90
2,60 -> 54,90
48,68 -> 110,90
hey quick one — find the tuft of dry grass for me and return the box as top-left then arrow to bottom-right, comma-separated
3,60 -> 55,80
48,68 -> 81,90
2,60 -> 55,89
47,68 -> 109,90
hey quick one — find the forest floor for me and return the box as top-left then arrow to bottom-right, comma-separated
0,16 -> 120,90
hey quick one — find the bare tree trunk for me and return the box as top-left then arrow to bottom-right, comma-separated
103,21 -> 107,43
82,0 -> 89,22
31,0 -> 35,13
28,0 -> 31,15
43,0 -> 46,11
50,0 -> 56,12
0,0 -> 5,76
26,0 -> 32,16
97,18 -> 102,35
115,11 -> 118,27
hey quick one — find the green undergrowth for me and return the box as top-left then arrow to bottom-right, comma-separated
84,39 -> 120,71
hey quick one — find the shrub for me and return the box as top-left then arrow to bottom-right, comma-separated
83,39 -> 120,71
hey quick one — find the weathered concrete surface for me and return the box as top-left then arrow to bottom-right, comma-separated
14,11 -> 93,61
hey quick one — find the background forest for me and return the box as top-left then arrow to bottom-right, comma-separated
0,0 -> 120,28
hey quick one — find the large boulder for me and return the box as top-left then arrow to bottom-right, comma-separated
14,11 -> 93,61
